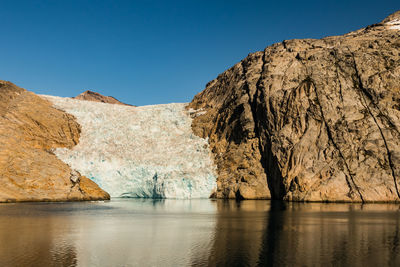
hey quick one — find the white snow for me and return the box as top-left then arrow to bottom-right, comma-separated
386,19 -> 400,30
42,96 -> 217,199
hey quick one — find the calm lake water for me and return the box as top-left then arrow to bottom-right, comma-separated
0,199 -> 399,266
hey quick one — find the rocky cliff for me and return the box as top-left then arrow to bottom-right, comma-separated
0,81 -> 110,202
189,11 -> 400,202
74,90 -> 132,106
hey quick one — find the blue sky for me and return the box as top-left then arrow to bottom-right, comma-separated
0,0 -> 398,105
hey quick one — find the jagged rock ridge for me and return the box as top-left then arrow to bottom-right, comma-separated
0,81 -> 110,202
74,90 -> 132,106
189,10 -> 400,202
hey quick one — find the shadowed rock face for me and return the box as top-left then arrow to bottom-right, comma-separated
0,81 -> 110,202
74,90 -> 132,106
189,11 -> 400,202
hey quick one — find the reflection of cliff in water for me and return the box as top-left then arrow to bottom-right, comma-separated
0,204 -> 78,266
259,202 -> 400,266
206,201 -> 400,266
205,200 -> 270,266
0,200 -> 399,266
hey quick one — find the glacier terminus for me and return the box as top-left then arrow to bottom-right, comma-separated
43,95 -> 217,199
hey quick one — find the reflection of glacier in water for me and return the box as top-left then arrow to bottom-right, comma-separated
43,96 -> 217,199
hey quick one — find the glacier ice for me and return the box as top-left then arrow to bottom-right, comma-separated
42,95 -> 217,199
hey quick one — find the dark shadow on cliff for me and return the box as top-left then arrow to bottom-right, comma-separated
254,88 -> 286,200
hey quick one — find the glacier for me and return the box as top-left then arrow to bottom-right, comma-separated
42,96 -> 217,199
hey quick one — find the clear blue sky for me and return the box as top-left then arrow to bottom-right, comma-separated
0,0 -> 398,105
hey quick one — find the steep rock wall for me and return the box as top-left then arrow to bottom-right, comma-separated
0,81 -> 110,202
189,11 -> 400,202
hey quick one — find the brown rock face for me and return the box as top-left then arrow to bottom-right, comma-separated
0,81 -> 110,202
189,11 -> 400,202
74,90 -> 132,106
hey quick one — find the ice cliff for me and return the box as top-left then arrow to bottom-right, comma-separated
42,96 -> 217,199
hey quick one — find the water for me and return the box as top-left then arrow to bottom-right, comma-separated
0,199 -> 399,266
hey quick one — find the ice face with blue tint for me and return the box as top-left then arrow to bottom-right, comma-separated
43,96 -> 217,199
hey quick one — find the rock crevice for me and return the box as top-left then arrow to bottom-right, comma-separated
351,54 -> 400,199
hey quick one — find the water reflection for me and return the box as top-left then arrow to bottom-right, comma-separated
0,200 -> 399,266
206,201 -> 269,267
258,202 -> 400,266
206,201 -> 400,266
72,199 -> 216,266
0,204 -> 78,266
0,200 -> 217,267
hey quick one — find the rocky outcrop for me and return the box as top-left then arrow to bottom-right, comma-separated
74,90 -> 132,106
0,81 -> 110,202
189,11 -> 400,202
